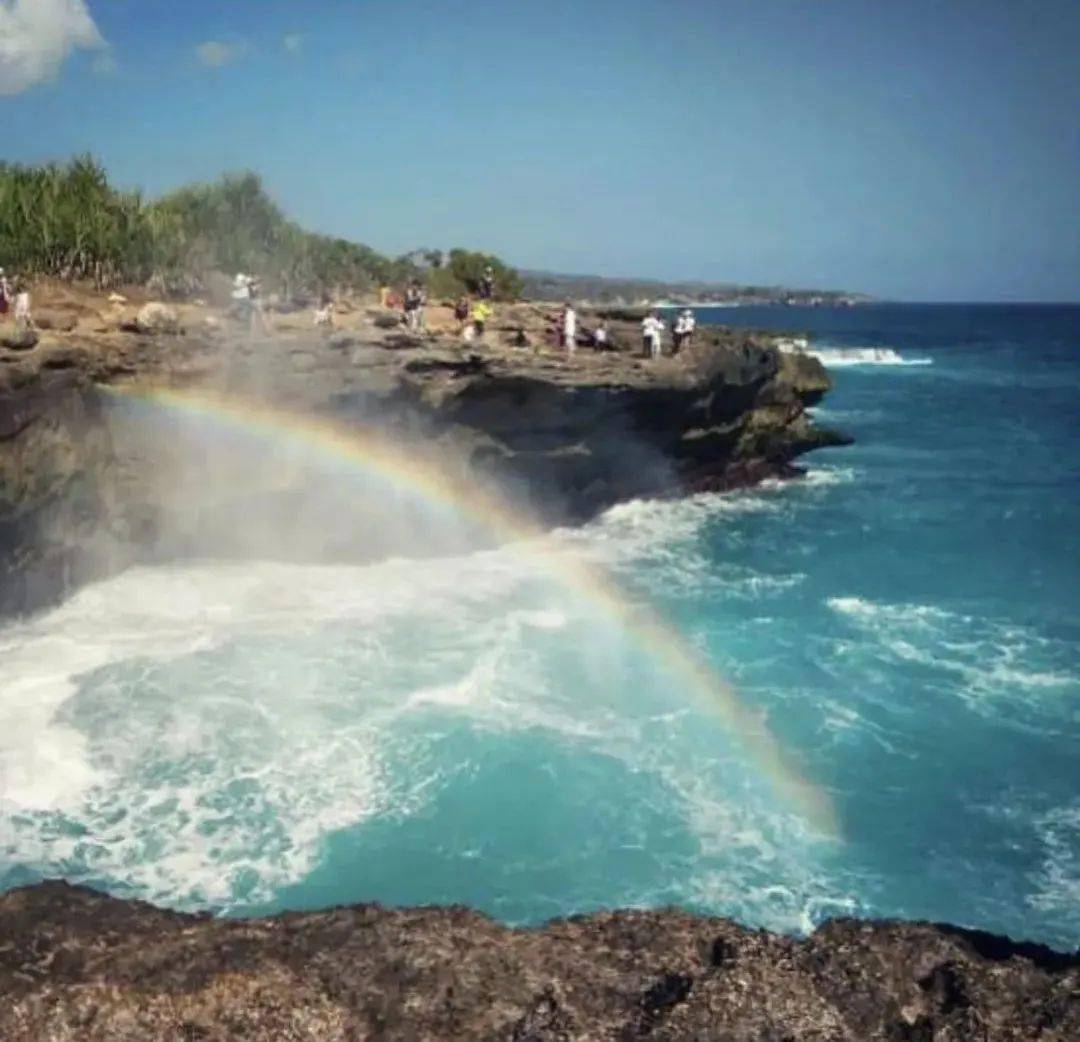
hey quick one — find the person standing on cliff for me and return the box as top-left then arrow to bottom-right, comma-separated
642,311 -> 664,359
673,309 -> 696,354
0,269 -> 10,317
563,302 -> 578,355
681,309 -> 696,352
403,281 -> 426,332
231,272 -> 252,321
454,295 -> 470,334
480,266 -> 495,301
13,279 -> 32,334
471,298 -> 493,341
248,276 -> 271,337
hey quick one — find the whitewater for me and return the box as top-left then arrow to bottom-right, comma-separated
1,304 -> 1078,951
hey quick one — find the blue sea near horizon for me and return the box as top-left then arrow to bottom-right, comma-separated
1,304 -> 1078,951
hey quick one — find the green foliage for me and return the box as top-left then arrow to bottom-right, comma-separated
440,249 -> 523,300
0,155 -> 149,288
0,157 -> 523,302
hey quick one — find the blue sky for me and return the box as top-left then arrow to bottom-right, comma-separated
1,0 -> 1078,300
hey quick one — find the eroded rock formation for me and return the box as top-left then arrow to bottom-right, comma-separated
0,301 -> 848,616
1,882 -> 1076,1041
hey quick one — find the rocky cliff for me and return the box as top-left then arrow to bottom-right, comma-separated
0,299 -> 847,617
1,882 -> 1076,1041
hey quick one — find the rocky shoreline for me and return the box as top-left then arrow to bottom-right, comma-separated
0,290 -> 848,617
1,881 -> 1077,1040
4,296 -> 1079,1039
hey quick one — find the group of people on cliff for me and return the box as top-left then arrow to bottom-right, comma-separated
641,308 -> 695,358
553,304 -> 695,358
377,264 -> 497,342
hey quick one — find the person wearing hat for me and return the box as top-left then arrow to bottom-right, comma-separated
681,308 -> 696,350
673,308 -> 696,354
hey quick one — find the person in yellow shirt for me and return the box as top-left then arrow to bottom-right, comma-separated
471,299 -> 493,341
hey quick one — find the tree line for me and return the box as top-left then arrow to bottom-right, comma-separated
0,156 -> 521,300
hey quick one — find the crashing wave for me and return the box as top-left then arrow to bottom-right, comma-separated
773,336 -> 931,367
809,347 -> 932,368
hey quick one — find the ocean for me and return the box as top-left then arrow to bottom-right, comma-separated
2,304 -> 1078,951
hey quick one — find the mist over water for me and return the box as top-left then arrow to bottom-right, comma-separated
2,304 -> 1079,951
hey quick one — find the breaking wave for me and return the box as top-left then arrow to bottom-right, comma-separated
807,346 -> 933,368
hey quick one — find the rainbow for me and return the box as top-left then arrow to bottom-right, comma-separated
101,382 -> 839,836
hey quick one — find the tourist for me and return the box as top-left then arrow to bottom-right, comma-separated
673,311 -> 686,353
248,276 -> 271,337
563,302 -> 578,355
13,279 -> 32,334
314,293 -> 334,329
230,272 -> 252,321
378,283 -> 390,308
592,320 -> 609,350
675,309 -> 696,353
403,281 -> 426,332
414,282 -> 428,332
0,268 -> 9,316
454,295 -> 470,334
472,298 -> 493,340
480,265 -> 495,301
642,311 -> 664,359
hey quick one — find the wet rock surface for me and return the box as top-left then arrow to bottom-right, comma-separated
0,882 -> 1076,1041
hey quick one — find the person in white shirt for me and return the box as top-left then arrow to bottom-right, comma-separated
13,281 -> 32,333
563,303 -> 577,354
314,293 -> 334,329
592,320 -> 608,350
673,308 -> 696,354
642,311 -> 664,359
0,268 -> 10,317
247,276 -> 271,337
231,273 -> 252,321
681,309 -> 695,350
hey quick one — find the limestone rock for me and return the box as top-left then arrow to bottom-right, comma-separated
133,302 -> 181,335
0,883 -> 1075,1042
327,331 -> 357,350
33,308 -> 79,332
0,329 -> 39,351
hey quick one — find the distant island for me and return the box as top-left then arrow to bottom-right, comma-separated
519,269 -> 872,308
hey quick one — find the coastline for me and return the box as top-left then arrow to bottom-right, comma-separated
0,284 -> 848,618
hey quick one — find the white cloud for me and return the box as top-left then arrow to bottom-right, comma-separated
195,40 -> 245,68
283,33 -> 305,53
0,0 -> 106,95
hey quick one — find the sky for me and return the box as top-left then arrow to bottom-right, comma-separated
0,0 -> 1078,301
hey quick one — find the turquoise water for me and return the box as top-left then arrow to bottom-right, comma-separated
2,305 -> 1078,950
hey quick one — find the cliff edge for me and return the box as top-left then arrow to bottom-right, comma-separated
0,293 -> 848,617
1,882 -> 1077,1041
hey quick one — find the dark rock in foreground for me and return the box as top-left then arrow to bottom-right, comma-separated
1,882 -> 1076,1041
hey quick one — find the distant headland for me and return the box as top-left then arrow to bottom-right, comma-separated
519,269 -> 872,308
